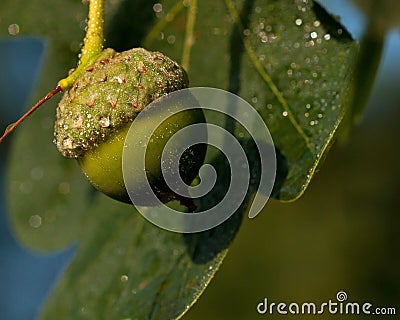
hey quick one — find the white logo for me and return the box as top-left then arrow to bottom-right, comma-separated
122,87 -> 276,233
336,291 -> 348,302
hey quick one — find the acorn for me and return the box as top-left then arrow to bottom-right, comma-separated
53,47 -> 206,204
0,0 -> 206,208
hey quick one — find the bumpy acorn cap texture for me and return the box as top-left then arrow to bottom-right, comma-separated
54,48 -> 189,158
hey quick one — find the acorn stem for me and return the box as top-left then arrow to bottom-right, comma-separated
181,0 -> 197,71
338,20 -> 385,142
0,85 -> 62,143
348,21 -> 385,125
58,0 -> 105,90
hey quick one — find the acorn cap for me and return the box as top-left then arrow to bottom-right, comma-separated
54,48 -> 188,158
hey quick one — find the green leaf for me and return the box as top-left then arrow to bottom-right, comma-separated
230,0 -> 358,200
39,194 -> 243,319
141,0 -> 358,201
1,0 -> 357,319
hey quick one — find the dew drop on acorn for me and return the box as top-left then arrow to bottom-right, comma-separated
8,23 -> 20,35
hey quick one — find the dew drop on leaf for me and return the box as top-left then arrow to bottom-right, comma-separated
58,182 -> 70,195
153,3 -> 162,13
167,35 -> 176,44
29,214 -> 42,228
30,167 -> 44,181
19,181 -> 33,194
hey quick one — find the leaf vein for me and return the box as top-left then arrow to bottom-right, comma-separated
224,0 -> 313,154
182,0 -> 198,71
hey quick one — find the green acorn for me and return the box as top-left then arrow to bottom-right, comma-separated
0,0 -> 206,208
54,47 -> 189,158
54,47 -> 206,204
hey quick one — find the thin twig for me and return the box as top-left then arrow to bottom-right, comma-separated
0,85 -> 62,143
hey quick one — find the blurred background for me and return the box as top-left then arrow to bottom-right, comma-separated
1,0 -> 399,319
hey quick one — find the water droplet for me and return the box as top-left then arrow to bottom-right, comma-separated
306,40 -> 315,47
29,215 -> 42,228
62,138 -> 76,149
72,116 -> 84,129
295,18 -> 302,26
4,122 -> 15,134
310,31 -> 318,39
99,116 -> 111,128
167,35 -> 176,44
121,275 -> 129,282
153,3 -> 162,13
260,32 -> 269,43
30,167 -> 44,181
324,34 -> 331,41
282,111 -> 288,117
59,182 -> 70,195
212,27 -> 221,35
19,181 -> 33,194
8,23 -> 20,35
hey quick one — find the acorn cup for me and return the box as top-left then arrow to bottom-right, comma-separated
0,1 -> 206,209
54,47 -> 206,205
